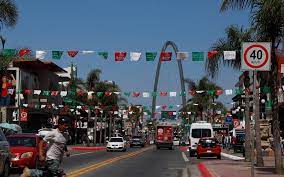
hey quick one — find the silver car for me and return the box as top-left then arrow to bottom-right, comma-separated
0,128 -> 10,177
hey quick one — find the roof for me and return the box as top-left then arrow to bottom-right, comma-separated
12,59 -> 67,73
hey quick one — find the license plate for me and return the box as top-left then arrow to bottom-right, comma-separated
207,150 -> 212,153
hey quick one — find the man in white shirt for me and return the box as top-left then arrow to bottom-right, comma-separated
21,117 -> 69,177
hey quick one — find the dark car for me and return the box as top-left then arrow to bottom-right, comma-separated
0,128 -> 10,177
232,133 -> 245,153
7,134 -> 44,169
130,136 -> 145,148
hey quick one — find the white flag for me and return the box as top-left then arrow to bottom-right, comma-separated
143,112 -> 148,116
36,51 -> 47,60
76,106 -> 82,109
60,91 -> 68,97
225,89 -> 233,95
223,51 -> 236,60
114,111 -> 119,115
196,90 -> 205,94
143,92 -> 150,98
41,105 -> 46,109
156,106 -> 161,109
177,52 -> 189,60
23,104 -> 28,107
87,91 -> 94,95
114,92 -> 121,95
169,92 -> 177,97
34,90 -> 41,95
82,51 -> 95,54
173,112 -> 177,115
130,52 -> 141,61
187,112 -> 192,115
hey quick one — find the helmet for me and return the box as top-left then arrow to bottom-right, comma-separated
58,117 -> 69,125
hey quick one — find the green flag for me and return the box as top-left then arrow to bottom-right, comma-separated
207,90 -> 215,95
151,92 -> 158,97
2,49 -> 16,57
97,92 -> 104,97
68,91 -> 75,96
192,52 -> 204,61
146,52 -> 157,61
124,92 -> 131,97
43,91 -> 50,96
52,51 -> 63,60
169,105 -> 174,109
266,100 -> 272,110
179,92 -> 186,96
98,52 -> 108,59
235,88 -> 243,95
262,86 -> 271,94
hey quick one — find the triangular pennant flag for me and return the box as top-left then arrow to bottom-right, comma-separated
34,90 -> 41,95
225,89 -> 233,95
216,90 -> 224,96
105,92 -> 112,96
97,92 -> 104,97
82,51 -> 95,54
19,49 -> 31,57
173,112 -> 177,116
146,52 -> 157,61
60,91 -> 68,97
114,92 -> 120,95
169,105 -> 174,109
176,105 -> 181,107
87,91 -> 94,96
235,88 -> 243,95
177,52 -> 189,60
179,92 -> 186,96
42,90 -> 50,96
223,51 -> 236,60
162,105 -> 167,110
98,52 -> 108,59
41,105 -> 46,109
67,51 -> 79,58
52,51 -> 63,60
169,92 -> 177,97
142,92 -> 150,98
51,91 -> 59,96
77,90 -> 84,96
160,52 -> 172,61
192,52 -> 204,61
23,104 -> 28,107
262,86 -> 271,94
130,52 -> 141,61
124,92 -> 131,97
196,90 -> 205,94
115,52 -> 127,61
160,92 -> 168,96
133,92 -> 140,97
189,90 -> 196,96
36,51 -> 47,59
2,49 -> 16,57
155,106 -> 161,109
207,51 -> 218,59
68,91 -> 75,96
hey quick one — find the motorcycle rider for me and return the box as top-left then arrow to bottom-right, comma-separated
21,117 -> 70,177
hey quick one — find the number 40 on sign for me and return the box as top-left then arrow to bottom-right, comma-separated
241,42 -> 271,71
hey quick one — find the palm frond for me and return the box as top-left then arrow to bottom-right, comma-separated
0,0 -> 18,28
220,0 -> 256,12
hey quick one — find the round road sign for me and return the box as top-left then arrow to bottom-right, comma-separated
242,42 -> 271,71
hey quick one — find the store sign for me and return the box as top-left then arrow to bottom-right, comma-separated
20,109 -> 28,122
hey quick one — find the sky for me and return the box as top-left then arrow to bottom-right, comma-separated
3,0 -> 251,111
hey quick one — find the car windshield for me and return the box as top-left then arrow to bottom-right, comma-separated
110,138 -> 123,142
7,137 -> 36,147
192,129 -> 211,138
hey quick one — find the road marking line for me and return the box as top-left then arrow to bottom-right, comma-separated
221,152 -> 245,160
67,146 -> 153,177
69,151 -> 96,157
182,152 -> 189,162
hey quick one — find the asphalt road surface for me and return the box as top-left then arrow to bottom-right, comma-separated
10,146 -> 231,177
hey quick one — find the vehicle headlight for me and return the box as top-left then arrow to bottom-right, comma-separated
21,152 -> 33,158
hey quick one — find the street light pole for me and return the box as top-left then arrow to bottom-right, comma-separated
251,70 -> 257,177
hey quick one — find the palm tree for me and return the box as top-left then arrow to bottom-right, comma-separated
184,77 -> 223,122
207,0 -> 284,172
0,0 -> 18,30
86,69 -> 101,91
206,25 -> 255,163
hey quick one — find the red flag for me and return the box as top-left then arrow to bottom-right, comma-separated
189,90 -> 196,96
51,91 -> 59,96
24,89 -> 32,94
105,92 -> 112,96
168,111 -> 173,116
160,92 -> 168,96
160,52 -> 172,61
67,51 -> 79,58
133,92 -> 140,97
207,51 -> 218,59
162,105 -> 167,110
216,90 -> 224,96
77,90 -> 84,96
19,49 -> 31,57
115,52 -> 127,61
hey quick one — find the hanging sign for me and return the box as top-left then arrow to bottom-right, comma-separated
20,109 -> 28,122
241,42 -> 271,71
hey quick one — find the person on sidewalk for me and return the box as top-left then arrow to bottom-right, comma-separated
20,117 -> 70,177
1,74 -> 16,106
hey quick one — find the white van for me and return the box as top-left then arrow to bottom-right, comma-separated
189,121 -> 213,156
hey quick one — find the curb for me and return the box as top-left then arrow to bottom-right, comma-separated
71,146 -> 106,151
198,163 -> 212,177
221,152 -> 245,161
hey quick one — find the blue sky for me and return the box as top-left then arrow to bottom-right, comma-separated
3,0 -> 250,109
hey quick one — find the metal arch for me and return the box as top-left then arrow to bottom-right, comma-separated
151,41 -> 186,118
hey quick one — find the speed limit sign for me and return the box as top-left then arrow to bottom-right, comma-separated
241,42 -> 271,71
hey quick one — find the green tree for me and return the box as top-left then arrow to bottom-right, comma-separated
207,0 -> 284,172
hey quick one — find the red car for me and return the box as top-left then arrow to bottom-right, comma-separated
7,134 -> 44,169
196,137 -> 221,159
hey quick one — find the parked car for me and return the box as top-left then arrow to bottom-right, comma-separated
130,136 -> 145,148
7,133 -> 44,169
196,137 -> 221,159
0,128 -> 10,177
106,137 -> 127,152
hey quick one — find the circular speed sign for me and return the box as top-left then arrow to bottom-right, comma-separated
242,42 -> 271,71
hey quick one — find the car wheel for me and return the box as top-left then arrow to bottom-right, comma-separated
157,146 -> 160,150
197,155 -> 200,159
217,155 -> 221,159
169,146 -> 173,150
1,161 -> 9,177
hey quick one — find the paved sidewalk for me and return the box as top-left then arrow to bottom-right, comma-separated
200,149 -> 284,177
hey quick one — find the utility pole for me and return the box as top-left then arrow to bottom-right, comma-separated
251,70 -> 257,177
